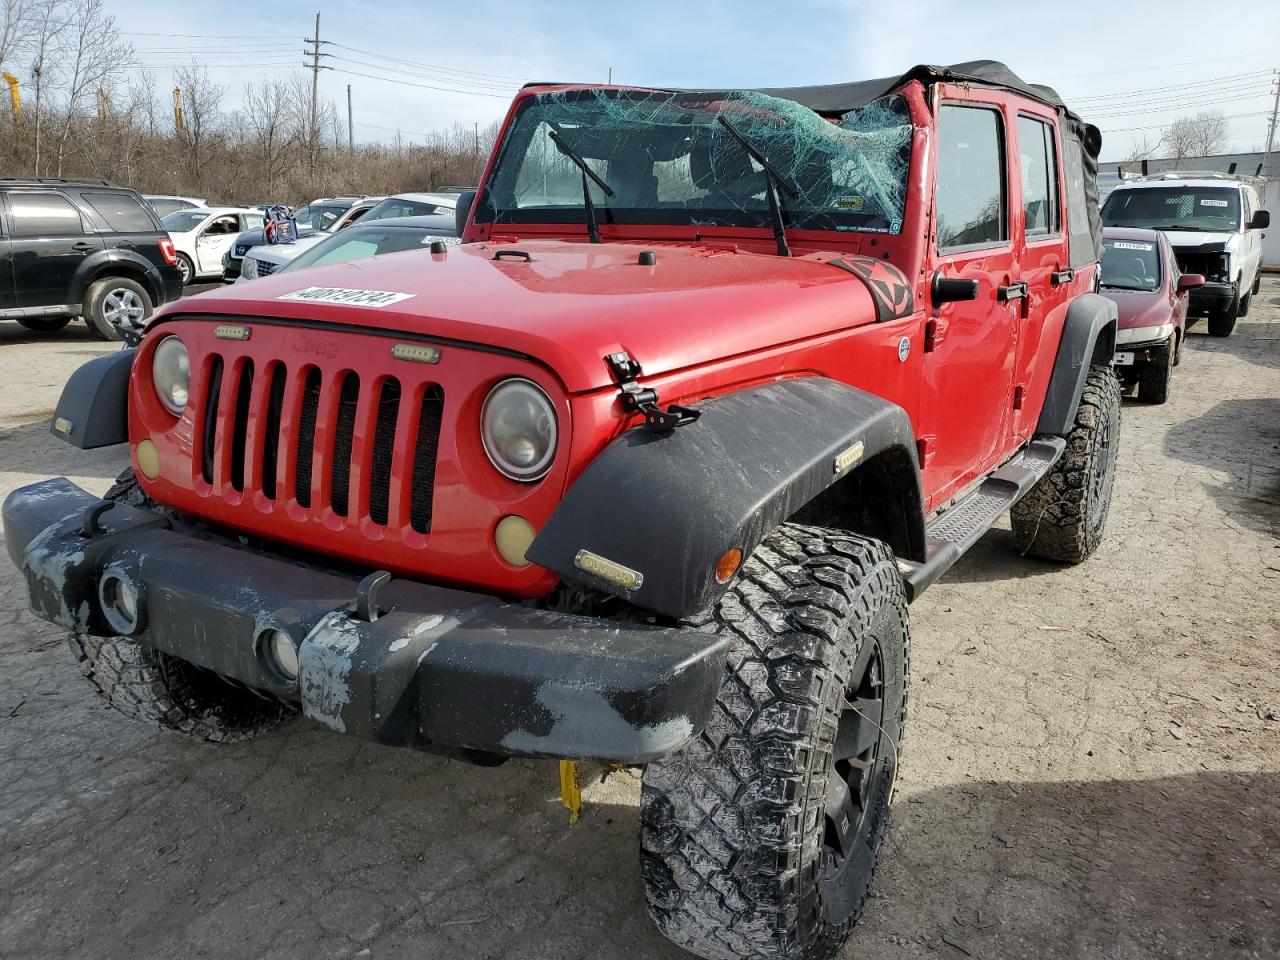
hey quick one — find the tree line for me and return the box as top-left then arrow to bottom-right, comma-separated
0,0 -> 500,204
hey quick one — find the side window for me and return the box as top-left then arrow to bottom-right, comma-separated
81,192 -> 157,232
342,207 -> 370,228
243,213 -> 265,229
204,216 -> 238,235
936,105 -> 1007,251
1017,116 -> 1059,238
8,192 -> 86,238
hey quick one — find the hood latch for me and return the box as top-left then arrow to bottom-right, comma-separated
604,351 -> 701,434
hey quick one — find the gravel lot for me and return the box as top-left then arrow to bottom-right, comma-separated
1,283 -> 1277,960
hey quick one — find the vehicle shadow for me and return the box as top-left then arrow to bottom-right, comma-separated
1183,318 -> 1280,371
0,418 -> 127,486
0,319 -> 97,345
1163,397 -> 1280,537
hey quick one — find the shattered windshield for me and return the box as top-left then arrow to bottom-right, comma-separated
476,89 -> 912,235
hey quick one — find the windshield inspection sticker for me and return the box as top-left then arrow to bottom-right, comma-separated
1111,241 -> 1154,251
1200,199 -> 1229,207
835,196 -> 866,210
278,287 -> 416,308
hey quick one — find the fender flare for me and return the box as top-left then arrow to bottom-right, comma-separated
1036,292 -> 1117,436
526,377 -> 924,620
50,348 -> 134,448
72,251 -> 163,306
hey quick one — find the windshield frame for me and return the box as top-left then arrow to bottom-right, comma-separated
1102,184 -> 1242,233
1099,235 -> 1164,292
474,87 -> 914,238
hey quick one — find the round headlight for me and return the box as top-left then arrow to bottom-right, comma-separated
481,378 -> 557,481
152,335 -> 190,416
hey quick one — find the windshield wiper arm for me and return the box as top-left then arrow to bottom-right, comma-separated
548,128 -> 614,244
717,115 -> 799,257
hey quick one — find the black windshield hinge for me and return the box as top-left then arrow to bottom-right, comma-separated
604,351 -> 701,434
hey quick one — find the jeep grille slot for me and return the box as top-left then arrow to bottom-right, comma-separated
329,373 -> 361,516
409,386 -> 444,534
260,363 -> 287,499
228,359 -> 254,493
200,356 -> 224,485
367,378 -> 401,526
294,367 -> 323,508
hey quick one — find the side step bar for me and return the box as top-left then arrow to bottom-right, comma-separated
899,437 -> 1067,601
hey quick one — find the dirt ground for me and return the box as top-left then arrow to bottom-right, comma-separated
1,283 -> 1277,960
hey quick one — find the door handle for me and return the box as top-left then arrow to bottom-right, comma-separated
1050,267 -> 1075,286
997,281 -> 1029,302
72,241 -> 95,252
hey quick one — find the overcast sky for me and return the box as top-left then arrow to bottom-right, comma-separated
109,0 -> 1280,162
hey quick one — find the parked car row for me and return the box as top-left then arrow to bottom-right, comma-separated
0,182 -> 465,340
1096,171 -> 1268,405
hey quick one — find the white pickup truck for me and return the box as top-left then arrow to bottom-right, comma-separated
1101,172 -> 1269,336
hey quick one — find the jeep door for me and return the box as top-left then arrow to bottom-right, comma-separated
920,97 -> 1019,506
3,189 -> 103,309
1009,111 -> 1071,441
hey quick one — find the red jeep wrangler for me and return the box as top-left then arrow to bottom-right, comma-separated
6,61 -> 1116,960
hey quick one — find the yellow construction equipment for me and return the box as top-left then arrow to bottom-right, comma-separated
2,72 -> 19,124
558,759 -> 582,824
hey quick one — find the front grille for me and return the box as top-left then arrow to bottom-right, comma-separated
257,260 -> 277,277
1173,249 -> 1229,283
199,357 -> 443,531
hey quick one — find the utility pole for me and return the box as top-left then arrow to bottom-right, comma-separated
1263,69 -> 1280,179
347,83 -> 353,153
607,66 -> 612,84
302,12 -> 332,177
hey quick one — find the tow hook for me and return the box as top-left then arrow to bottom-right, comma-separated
604,351 -> 701,434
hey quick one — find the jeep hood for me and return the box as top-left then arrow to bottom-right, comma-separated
166,240 -> 884,393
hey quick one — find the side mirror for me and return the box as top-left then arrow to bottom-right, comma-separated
1177,273 -> 1205,292
1248,209 -> 1270,229
455,190 -> 476,238
931,271 -> 980,306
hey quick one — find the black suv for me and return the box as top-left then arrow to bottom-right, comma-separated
0,179 -> 183,340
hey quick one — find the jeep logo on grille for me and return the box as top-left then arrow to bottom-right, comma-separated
291,340 -> 339,359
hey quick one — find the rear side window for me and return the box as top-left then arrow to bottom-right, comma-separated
1018,116 -> 1059,238
936,105 -> 1007,251
82,192 -> 157,232
8,192 -> 86,237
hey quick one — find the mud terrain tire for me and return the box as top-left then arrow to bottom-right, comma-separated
69,470 -> 294,742
640,523 -> 908,960
1011,364 -> 1121,563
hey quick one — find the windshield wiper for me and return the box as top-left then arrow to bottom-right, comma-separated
548,128 -> 614,244
716,115 -> 799,257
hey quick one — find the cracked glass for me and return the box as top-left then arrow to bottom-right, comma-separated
477,89 -> 912,235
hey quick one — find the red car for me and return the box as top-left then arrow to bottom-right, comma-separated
1100,226 -> 1203,403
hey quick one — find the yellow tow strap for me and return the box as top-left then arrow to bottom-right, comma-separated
559,759 -> 582,824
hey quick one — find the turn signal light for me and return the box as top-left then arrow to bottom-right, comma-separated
715,548 -> 743,583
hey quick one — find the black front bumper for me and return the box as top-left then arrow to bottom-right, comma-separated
1188,281 -> 1234,316
3,479 -> 730,763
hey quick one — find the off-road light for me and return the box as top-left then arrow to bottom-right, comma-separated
574,549 -> 643,591
99,568 -> 143,635
151,335 -> 190,415
391,343 -> 440,364
495,515 -> 536,567
261,628 -> 300,682
135,438 -> 161,480
214,324 -> 251,341
481,378 -> 557,482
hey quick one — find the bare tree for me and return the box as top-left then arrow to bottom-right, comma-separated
27,0 -> 69,174
0,0 -> 36,67
242,79 -> 300,198
53,0 -> 132,175
1162,110 -> 1230,162
173,63 -> 224,183
1124,133 -> 1162,163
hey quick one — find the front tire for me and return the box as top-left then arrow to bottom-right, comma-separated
1208,291 -> 1238,337
69,470 -> 294,742
641,523 -> 908,960
84,277 -> 151,341
1011,364 -> 1121,563
1137,338 -> 1173,404
17,316 -> 72,333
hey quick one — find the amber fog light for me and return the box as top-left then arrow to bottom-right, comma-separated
135,438 -> 160,480
261,628 -> 300,682
99,567 -> 143,635
495,515 -> 536,567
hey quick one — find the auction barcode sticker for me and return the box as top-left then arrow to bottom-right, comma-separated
1200,198 -> 1229,207
1111,241 -> 1154,251
278,287 -> 416,308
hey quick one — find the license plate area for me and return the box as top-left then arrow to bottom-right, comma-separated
1114,352 -> 1135,366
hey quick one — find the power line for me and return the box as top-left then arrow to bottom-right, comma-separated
1086,90 -> 1273,119
326,41 -> 529,83
123,31 -> 298,39
1094,110 -> 1266,133
326,54 -> 516,92
1068,70 -> 1272,103
1045,49 -> 1280,81
329,66 -> 514,98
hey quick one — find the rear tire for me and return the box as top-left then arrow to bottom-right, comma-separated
1137,339 -> 1173,404
1207,293 -> 1238,337
1252,271 -> 1261,295
641,523 -> 908,960
1011,364 -> 1121,563
84,277 -> 151,341
176,252 -> 195,286
17,316 -> 72,333
69,469 -> 294,742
